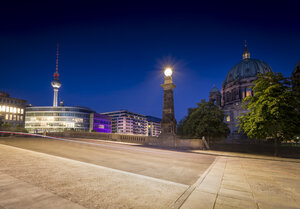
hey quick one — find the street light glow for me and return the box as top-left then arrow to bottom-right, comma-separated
164,67 -> 173,77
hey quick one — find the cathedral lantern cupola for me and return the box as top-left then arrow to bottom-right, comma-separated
242,40 -> 250,60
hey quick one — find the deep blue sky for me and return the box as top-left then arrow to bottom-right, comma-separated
1,0 -> 299,121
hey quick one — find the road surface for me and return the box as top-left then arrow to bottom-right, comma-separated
0,136 -> 299,209
0,136 -> 215,209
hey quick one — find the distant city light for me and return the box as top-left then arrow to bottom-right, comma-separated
164,67 -> 173,77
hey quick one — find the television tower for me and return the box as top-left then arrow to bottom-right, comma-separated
51,43 -> 61,107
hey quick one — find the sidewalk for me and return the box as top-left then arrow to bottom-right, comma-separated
179,156 -> 300,209
192,150 -> 300,163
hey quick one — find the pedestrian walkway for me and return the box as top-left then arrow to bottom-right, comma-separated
180,156 -> 300,209
192,150 -> 300,163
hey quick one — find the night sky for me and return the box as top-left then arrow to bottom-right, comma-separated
1,0 -> 299,121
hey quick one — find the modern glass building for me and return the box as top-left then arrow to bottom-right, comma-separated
101,110 -> 148,135
26,106 -> 92,133
25,106 -> 112,133
89,113 -> 112,133
0,92 -> 27,127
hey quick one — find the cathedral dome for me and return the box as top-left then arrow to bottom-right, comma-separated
223,42 -> 273,87
223,58 -> 273,86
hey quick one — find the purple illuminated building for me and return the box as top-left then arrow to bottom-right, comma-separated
90,113 -> 112,133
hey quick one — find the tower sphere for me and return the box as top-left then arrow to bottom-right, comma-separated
51,80 -> 61,88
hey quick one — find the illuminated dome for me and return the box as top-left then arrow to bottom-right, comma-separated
223,42 -> 273,86
223,58 -> 273,86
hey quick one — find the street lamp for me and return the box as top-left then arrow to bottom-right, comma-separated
164,67 -> 173,77
160,66 -> 177,136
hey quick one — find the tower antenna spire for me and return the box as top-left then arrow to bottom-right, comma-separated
56,42 -> 59,74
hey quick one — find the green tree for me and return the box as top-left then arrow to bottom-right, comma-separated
238,72 -> 300,155
0,123 -> 12,131
14,124 -> 28,133
177,100 -> 229,143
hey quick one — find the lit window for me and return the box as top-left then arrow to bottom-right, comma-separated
17,115 -> 19,121
13,115 -> 16,120
17,108 -> 20,113
5,114 -> 8,120
20,116 -> 23,120
13,107 -> 16,113
226,115 -> 230,122
9,114 -> 12,120
6,106 -> 9,112
246,89 -> 251,97
21,109 -> 24,114
9,107 -> 13,113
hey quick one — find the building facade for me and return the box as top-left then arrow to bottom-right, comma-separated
102,110 -> 148,135
0,92 -> 26,127
90,113 -> 112,133
26,106 -> 112,134
25,106 -> 94,133
146,116 -> 161,137
209,43 -> 273,139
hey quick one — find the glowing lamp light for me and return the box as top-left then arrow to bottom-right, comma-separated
164,67 -> 173,77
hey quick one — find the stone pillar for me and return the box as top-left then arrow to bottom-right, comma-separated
161,74 -> 177,135
53,88 -> 58,107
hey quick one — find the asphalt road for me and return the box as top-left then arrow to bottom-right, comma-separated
0,136 -> 215,185
0,136 -> 215,209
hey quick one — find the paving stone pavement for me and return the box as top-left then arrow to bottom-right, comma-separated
180,157 -> 300,209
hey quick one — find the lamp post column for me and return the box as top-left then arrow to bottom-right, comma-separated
161,68 -> 177,135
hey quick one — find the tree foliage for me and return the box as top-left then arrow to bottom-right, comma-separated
0,123 -> 28,133
238,72 -> 300,142
177,100 -> 229,140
